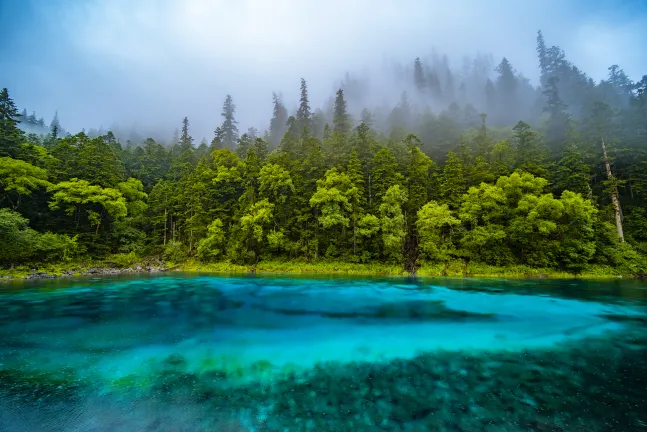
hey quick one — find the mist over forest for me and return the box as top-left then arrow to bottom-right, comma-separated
1,0 -> 647,275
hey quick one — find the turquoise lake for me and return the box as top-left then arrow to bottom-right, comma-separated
0,274 -> 646,431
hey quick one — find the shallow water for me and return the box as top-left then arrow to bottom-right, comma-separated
1,273 -> 646,431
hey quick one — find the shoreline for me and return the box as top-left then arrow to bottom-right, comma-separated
0,259 -> 634,282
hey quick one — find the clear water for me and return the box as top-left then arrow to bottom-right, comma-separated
1,274 -> 646,431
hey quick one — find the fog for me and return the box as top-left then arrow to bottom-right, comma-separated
2,0 -> 646,143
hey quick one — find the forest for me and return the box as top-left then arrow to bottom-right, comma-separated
1,30 -> 647,275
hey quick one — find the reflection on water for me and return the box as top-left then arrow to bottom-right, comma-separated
1,274 -> 646,431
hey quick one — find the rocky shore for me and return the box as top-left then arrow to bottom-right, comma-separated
1,265 -> 170,281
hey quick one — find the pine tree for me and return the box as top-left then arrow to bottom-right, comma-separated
50,111 -> 61,140
441,151 -> 467,208
542,77 -> 570,153
210,127 -> 224,151
0,88 -> 24,158
333,88 -> 350,136
371,147 -> 403,208
413,57 -> 426,92
269,92 -> 288,148
553,141 -> 591,197
512,120 -> 548,177
221,94 -> 239,150
296,78 -> 311,136
536,30 -> 548,84
235,133 -> 253,159
495,58 -> 518,125
180,117 -> 193,152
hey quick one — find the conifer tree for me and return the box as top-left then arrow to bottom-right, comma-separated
333,89 -> 350,136
413,57 -> 426,92
269,92 -> 288,148
296,78 -> 311,136
220,94 -> 239,150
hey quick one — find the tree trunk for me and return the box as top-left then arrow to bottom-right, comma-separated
163,208 -> 167,245
602,138 -> 624,242
368,173 -> 372,208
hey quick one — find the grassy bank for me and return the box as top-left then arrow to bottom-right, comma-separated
0,258 -> 628,280
178,259 -> 624,279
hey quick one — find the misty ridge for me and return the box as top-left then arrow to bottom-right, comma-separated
16,29 -> 643,157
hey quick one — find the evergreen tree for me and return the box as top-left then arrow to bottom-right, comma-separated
536,30 -> 548,83
542,77 -> 570,153
296,78 -> 311,136
269,92 -> 288,148
333,89 -> 350,136
413,57 -> 426,92
495,58 -> 518,125
220,94 -> 239,150
0,88 -> 24,158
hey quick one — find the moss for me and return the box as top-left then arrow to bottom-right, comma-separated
0,368 -> 86,402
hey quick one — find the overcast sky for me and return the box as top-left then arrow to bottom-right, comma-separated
1,0 -> 646,141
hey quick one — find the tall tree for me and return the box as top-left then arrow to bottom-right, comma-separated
333,88 -> 350,136
220,94 -> 239,150
542,77 -> 570,153
269,92 -> 288,148
0,88 -> 24,158
413,57 -> 426,92
296,78 -> 311,136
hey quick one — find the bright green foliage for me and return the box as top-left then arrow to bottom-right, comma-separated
379,185 -> 408,261
35,232 -> 80,262
164,240 -> 187,263
358,214 -> 380,237
48,179 -> 127,235
557,190 -> 598,271
117,178 -> 148,217
0,156 -> 50,208
0,208 -> 37,264
233,199 -> 275,263
0,209 -> 79,265
197,218 -> 226,262
259,163 -> 294,204
417,201 -> 460,263
458,182 -> 508,264
309,168 -> 353,229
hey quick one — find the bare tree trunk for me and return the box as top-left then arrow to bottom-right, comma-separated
163,208 -> 167,245
368,173 -> 372,208
602,138 -> 624,242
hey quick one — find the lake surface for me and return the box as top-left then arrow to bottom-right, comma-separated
1,273 -> 646,431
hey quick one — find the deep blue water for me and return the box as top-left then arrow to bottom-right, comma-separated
0,273 -> 646,431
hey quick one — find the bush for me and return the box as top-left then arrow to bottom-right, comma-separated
163,240 -> 187,263
0,209 -> 37,266
106,251 -> 138,268
35,233 -> 81,262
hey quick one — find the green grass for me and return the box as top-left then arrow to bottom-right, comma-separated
176,259 -> 624,279
0,258 -> 628,280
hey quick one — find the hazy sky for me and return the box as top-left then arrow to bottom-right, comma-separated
1,0 -> 646,141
